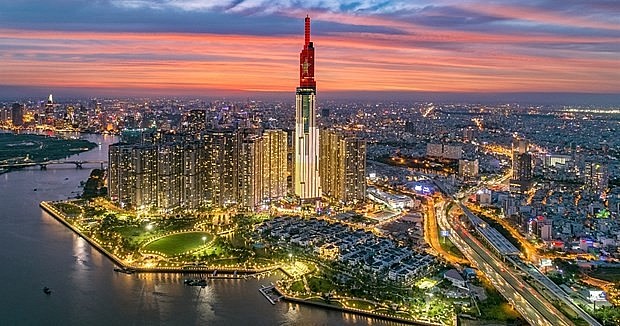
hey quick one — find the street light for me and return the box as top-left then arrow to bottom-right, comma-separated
146,224 -> 153,231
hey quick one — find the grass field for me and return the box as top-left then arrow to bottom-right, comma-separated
143,232 -> 213,256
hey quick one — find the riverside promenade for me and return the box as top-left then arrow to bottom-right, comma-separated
273,284 -> 447,326
40,201 -> 275,275
42,200 -> 454,325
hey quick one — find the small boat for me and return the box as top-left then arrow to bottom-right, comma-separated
43,287 -> 52,295
184,279 -> 208,287
114,267 -> 135,274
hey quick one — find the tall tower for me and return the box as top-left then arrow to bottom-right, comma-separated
294,15 -> 321,200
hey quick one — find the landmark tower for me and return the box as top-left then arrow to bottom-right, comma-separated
294,16 -> 321,199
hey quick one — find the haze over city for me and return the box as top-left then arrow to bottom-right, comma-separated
1,0 -> 619,103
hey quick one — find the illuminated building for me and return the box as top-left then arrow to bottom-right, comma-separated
44,94 -> 55,125
133,145 -> 158,210
442,145 -> 462,160
203,129 -> 239,207
182,142 -> 201,209
459,159 -> 479,178
584,161 -> 609,194
426,143 -> 462,160
239,133 -> 263,209
11,103 -> 24,126
294,16 -> 321,200
185,109 -> 207,138
426,143 -> 443,158
157,143 -> 183,210
320,129 -> 366,205
261,129 -> 288,200
108,143 -> 135,208
510,138 -> 532,193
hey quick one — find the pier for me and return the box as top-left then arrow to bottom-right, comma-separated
259,284 -> 283,305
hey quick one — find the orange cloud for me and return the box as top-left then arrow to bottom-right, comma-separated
0,27 -> 618,94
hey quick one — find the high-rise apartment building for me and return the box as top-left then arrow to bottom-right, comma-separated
239,133 -> 263,209
157,143 -> 184,210
132,145 -> 158,210
203,129 -> 239,207
262,129 -> 288,200
511,138 -> 532,193
108,143 -> 135,208
186,109 -> 207,138
11,103 -> 24,126
294,16 -> 321,200
584,161 -> 609,194
320,129 -> 366,205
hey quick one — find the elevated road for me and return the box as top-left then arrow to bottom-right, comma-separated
436,200 -> 574,326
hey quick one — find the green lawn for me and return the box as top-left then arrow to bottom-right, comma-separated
143,232 -> 213,256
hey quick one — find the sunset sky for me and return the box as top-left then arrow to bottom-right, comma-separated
0,0 -> 619,98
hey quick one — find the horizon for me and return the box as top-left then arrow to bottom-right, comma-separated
1,86 -> 619,106
1,1 -> 619,102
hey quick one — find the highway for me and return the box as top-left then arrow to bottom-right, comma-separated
436,200 -> 574,326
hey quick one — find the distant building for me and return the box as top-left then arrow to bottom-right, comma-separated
475,189 -> 492,205
426,143 -> 443,157
443,145 -> 463,160
510,137 -> 532,193
426,143 -> 462,160
463,128 -> 476,141
583,161 -> 609,194
367,187 -> 413,209
444,269 -> 467,289
11,103 -> 24,126
540,220 -> 552,241
185,109 -> 207,138
544,154 -> 572,167
459,159 -> 479,178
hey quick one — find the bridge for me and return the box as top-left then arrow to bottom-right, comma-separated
0,160 -> 107,170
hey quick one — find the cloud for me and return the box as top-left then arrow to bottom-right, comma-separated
0,0 -> 618,94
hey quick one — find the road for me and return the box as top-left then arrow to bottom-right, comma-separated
436,199 -> 574,326
422,196 -> 469,265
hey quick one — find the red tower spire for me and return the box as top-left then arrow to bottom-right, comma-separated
299,15 -> 316,88
304,15 -> 311,47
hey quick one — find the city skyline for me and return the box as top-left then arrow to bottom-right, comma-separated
1,1 -> 619,102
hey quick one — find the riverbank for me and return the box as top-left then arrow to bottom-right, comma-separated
40,200 -> 280,275
0,133 -> 97,166
42,200 -> 451,325
274,284 -> 444,326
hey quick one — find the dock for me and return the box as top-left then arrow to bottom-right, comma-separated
259,284 -> 283,305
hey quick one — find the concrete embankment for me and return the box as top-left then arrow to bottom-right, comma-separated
40,201 -> 276,275
273,285 -> 443,326
40,201 -> 126,268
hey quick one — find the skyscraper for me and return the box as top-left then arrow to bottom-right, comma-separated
320,129 -> 366,205
510,138 -> 532,193
11,103 -> 24,126
294,15 -> 321,200
262,129 -> 288,200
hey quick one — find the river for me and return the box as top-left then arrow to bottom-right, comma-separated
0,133 -> 403,326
